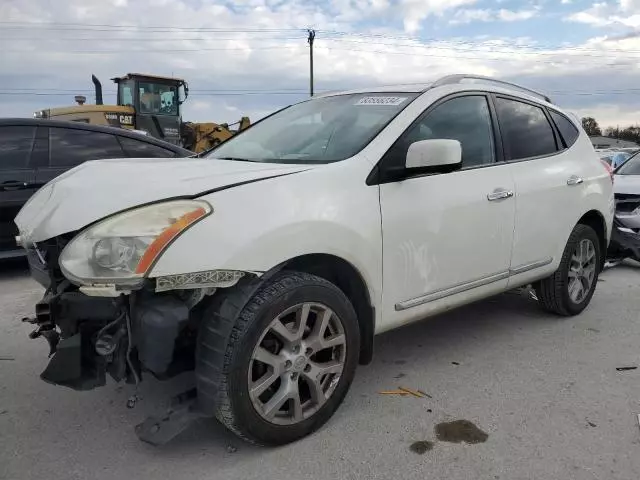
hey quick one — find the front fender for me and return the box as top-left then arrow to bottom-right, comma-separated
148,163 -> 382,306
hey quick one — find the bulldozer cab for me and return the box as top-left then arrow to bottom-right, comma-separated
113,73 -> 187,146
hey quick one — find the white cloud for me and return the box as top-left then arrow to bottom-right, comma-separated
451,9 -> 493,24
567,1 -> 640,27
451,8 -> 539,24
497,8 -> 538,21
1,0 -> 640,129
399,0 -> 477,33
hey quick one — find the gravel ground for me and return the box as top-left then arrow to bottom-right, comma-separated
1,259 -> 640,480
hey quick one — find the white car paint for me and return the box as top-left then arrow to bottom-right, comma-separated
16,78 -> 613,336
15,157 -> 312,243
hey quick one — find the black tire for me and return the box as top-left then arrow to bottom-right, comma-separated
195,271 -> 360,446
534,224 -> 601,316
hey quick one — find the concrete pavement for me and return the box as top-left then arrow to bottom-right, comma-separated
1,260 -> 639,480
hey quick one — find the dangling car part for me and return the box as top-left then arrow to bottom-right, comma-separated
607,152 -> 640,263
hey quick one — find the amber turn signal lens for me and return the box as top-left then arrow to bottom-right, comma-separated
135,207 -> 207,274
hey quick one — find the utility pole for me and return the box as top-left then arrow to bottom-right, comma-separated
307,29 -> 316,97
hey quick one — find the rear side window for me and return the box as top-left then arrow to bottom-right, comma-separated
549,110 -> 579,148
0,126 -> 36,169
50,128 -> 124,167
119,137 -> 177,158
495,98 -> 557,160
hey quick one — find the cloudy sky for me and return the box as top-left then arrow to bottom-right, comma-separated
1,0 -> 640,129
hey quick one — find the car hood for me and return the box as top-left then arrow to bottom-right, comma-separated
613,174 -> 640,195
15,157 -> 311,243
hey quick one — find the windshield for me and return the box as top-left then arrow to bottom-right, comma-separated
205,93 -> 418,164
616,151 -> 640,175
138,82 -> 178,116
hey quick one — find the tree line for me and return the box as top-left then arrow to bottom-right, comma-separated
581,117 -> 640,144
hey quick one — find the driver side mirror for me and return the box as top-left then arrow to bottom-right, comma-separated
406,139 -> 462,170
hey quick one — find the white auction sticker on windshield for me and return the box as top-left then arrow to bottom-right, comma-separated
355,96 -> 407,106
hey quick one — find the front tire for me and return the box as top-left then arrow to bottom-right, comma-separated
534,224 -> 601,316
196,271 -> 360,446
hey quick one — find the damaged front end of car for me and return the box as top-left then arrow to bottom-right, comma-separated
17,199 -> 249,444
608,193 -> 640,262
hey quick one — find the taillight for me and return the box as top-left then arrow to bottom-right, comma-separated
600,159 -> 614,184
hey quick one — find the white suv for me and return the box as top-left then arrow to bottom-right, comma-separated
16,74 -> 614,447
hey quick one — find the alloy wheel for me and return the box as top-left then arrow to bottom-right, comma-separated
248,302 -> 347,425
568,238 -> 597,304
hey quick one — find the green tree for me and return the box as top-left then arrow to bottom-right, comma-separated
581,117 -> 602,136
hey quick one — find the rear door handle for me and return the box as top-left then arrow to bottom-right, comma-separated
487,188 -> 514,201
567,175 -> 584,186
1,181 -> 28,191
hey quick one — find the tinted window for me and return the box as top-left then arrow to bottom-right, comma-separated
50,128 -> 124,167
616,152 -> 640,175
387,95 -> 495,168
496,98 -> 557,160
119,137 -> 177,158
549,110 -> 579,148
0,126 -> 36,169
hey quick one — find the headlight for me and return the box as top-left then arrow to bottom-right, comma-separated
60,200 -> 211,287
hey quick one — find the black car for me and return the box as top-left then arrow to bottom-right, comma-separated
0,118 -> 192,259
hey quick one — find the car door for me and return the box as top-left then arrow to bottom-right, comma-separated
377,94 -> 516,329
0,125 -> 38,256
35,127 -> 126,186
492,96 -> 577,287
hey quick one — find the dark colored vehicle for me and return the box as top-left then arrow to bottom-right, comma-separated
609,151 -> 640,263
0,118 -> 191,259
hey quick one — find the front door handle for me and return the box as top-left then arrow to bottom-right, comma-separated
1,181 -> 28,191
487,188 -> 514,201
567,175 -> 584,186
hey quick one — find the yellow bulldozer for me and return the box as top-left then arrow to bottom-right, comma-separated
33,73 -> 250,153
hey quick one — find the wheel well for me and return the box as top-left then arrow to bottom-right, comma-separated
280,254 -> 375,365
578,210 -> 607,271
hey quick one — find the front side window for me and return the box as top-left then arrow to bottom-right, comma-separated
0,126 -> 36,169
496,98 -> 557,160
385,95 -> 496,169
206,93 -> 418,164
138,82 -> 178,115
50,128 -> 124,167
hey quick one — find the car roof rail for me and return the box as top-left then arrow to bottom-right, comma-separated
431,74 -> 553,104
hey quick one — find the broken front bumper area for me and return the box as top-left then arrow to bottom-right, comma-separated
24,291 -> 130,391
608,216 -> 640,262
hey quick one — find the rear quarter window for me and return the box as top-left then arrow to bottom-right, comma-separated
119,137 -> 177,158
549,110 -> 580,148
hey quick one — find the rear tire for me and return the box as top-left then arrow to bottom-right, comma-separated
534,224 -> 601,316
195,271 -> 360,446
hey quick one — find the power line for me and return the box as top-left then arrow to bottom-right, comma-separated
3,21 -> 640,56
2,45 -> 638,67
5,34 -> 640,59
